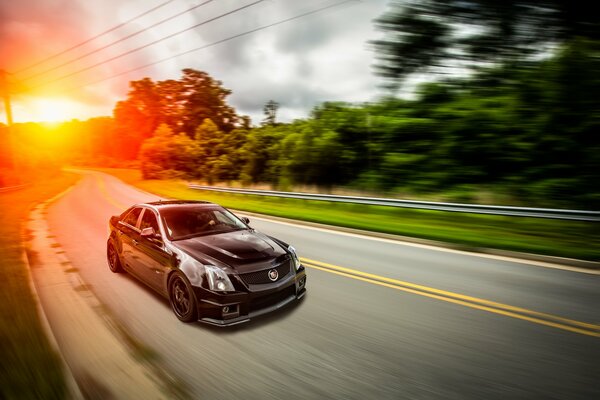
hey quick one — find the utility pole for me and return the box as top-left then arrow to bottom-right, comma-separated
0,70 -> 14,126
0,69 -> 15,171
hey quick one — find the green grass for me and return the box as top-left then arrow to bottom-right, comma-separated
97,168 -> 600,262
0,171 -> 78,400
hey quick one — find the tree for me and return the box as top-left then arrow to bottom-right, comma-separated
156,79 -> 185,129
372,0 -> 600,90
139,124 -> 196,179
192,118 -> 247,183
179,69 -> 239,135
112,100 -> 154,160
193,119 -> 222,183
240,125 -> 286,185
111,77 -> 166,160
112,69 -> 240,161
262,100 -> 279,126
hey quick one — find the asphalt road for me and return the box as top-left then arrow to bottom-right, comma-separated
47,170 -> 600,399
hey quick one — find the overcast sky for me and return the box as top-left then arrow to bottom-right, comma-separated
0,0 -> 390,125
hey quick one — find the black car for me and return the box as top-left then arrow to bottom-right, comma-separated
106,200 -> 306,326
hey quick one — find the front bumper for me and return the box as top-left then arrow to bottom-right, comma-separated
192,268 -> 307,327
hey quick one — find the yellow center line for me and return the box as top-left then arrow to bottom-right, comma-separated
96,174 -> 127,210
92,173 -> 598,337
301,258 -> 599,337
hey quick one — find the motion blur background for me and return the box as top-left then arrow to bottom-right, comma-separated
0,1 -> 598,399
1,0 -> 598,209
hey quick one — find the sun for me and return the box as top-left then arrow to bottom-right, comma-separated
27,97 -> 81,123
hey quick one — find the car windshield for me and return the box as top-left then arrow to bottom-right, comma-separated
160,206 -> 247,240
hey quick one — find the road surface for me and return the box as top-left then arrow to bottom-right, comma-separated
47,170 -> 600,399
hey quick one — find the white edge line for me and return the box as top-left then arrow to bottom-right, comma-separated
237,213 -> 600,276
86,169 -> 599,276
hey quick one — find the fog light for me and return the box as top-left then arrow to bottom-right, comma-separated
222,304 -> 239,319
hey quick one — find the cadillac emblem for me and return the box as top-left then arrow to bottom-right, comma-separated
268,269 -> 278,281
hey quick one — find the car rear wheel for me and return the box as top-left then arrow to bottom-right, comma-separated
169,272 -> 198,322
107,241 -> 124,273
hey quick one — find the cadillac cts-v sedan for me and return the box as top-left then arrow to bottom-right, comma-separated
106,200 -> 306,326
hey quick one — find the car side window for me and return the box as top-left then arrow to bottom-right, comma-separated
140,209 -> 160,234
122,207 -> 143,228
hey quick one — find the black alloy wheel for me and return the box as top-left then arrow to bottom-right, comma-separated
169,273 -> 198,322
107,241 -> 123,273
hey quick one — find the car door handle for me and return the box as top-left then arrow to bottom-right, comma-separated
132,239 -> 139,246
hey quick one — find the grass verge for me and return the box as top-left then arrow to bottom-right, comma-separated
0,171 -> 78,400
97,168 -> 599,262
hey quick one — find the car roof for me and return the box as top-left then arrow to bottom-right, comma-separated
142,200 -> 216,206
144,200 -> 216,208
123,201 -> 222,215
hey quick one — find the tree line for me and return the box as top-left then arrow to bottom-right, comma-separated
1,41 -> 597,208
126,38 -> 598,209
1,0 -> 597,208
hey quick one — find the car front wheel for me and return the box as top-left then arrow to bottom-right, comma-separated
169,272 -> 198,322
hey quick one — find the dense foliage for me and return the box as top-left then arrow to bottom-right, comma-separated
372,0 -> 599,90
126,40 -> 597,208
2,2 -> 597,209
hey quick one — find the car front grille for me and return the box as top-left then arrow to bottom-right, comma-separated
239,260 -> 291,285
249,286 -> 296,313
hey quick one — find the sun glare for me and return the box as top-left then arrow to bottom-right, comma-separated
27,97 -> 81,123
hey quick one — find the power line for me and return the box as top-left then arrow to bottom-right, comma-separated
67,0 -> 360,93
14,0 -> 176,75
27,0 -> 266,92
22,0 -> 215,83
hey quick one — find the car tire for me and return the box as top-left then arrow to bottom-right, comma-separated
168,272 -> 198,322
107,240 -> 124,273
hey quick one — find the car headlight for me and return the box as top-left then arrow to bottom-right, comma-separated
205,265 -> 235,292
288,246 -> 301,270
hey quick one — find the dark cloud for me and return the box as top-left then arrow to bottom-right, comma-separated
229,76 -> 334,124
1,0 -> 389,123
273,13 -> 340,55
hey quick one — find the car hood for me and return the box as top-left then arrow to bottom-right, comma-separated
173,229 -> 287,271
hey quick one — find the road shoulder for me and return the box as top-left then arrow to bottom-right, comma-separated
26,191 -> 185,399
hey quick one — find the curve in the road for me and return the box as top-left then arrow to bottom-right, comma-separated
92,169 -> 599,337
47,169 -> 600,400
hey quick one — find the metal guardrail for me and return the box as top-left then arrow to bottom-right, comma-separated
188,184 -> 600,221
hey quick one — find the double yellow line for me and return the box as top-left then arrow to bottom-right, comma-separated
96,173 -> 128,210
301,258 -> 600,337
93,173 -> 598,337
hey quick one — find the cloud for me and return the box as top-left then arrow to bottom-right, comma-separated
1,0 -> 390,124
0,0 -> 90,73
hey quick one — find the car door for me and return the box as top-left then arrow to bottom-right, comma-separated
135,208 -> 172,292
118,206 -> 143,276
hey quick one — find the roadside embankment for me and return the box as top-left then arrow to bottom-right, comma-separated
0,172 -> 77,400
25,179 -> 187,399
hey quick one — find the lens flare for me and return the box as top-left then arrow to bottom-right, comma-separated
25,97 -> 82,123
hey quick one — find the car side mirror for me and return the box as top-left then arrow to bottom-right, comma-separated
241,217 -> 250,225
140,227 -> 160,239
